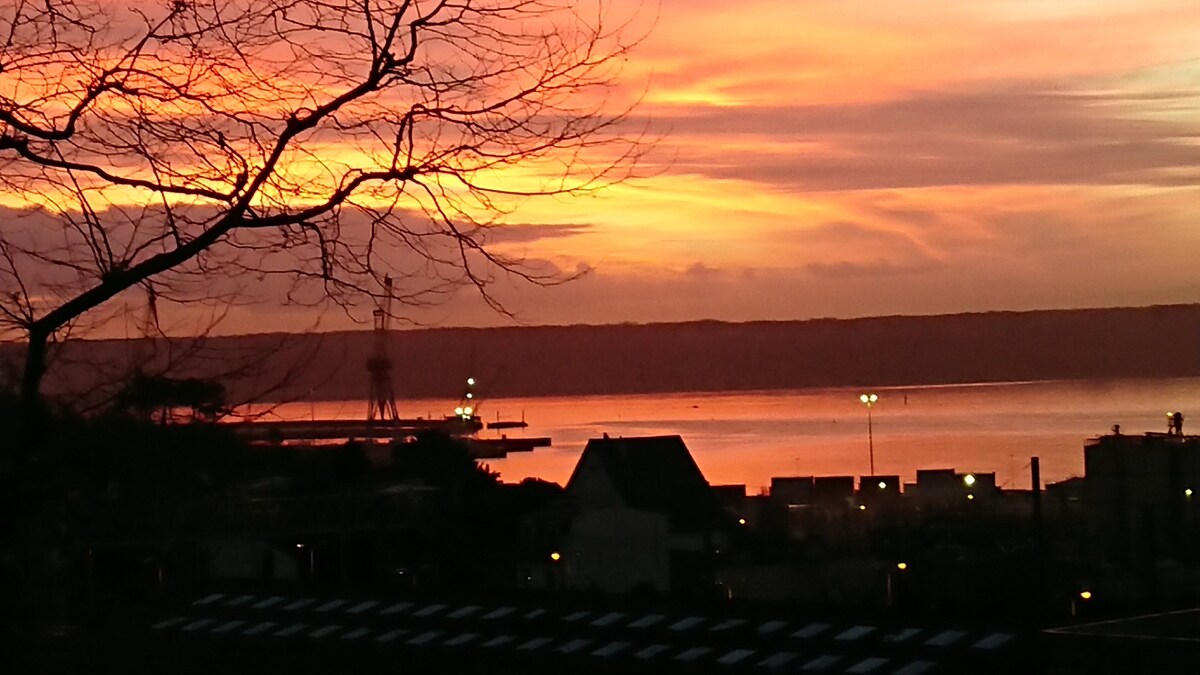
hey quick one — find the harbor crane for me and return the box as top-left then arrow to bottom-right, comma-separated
366,275 -> 400,422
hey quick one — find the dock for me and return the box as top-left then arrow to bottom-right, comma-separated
225,417 -> 482,443
225,417 -> 549,459
468,436 -> 551,459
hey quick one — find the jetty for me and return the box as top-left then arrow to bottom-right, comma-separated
226,417 -> 549,459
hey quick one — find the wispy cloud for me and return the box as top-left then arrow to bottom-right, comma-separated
647,85 -> 1200,190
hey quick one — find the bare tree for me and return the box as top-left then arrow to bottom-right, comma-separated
0,0 -> 644,412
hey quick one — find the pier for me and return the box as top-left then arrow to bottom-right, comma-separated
225,417 -> 549,459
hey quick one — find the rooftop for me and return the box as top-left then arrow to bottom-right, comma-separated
566,434 -> 727,530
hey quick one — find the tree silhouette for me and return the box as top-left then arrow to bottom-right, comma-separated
0,0 -> 644,412
113,372 -> 227,423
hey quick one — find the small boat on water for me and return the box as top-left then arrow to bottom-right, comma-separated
487,410 -> 528,430
488,420 -> 529,430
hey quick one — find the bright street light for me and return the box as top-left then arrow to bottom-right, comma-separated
859,393 -> 879,475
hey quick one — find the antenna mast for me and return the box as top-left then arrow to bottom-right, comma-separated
366,275 -> 400,422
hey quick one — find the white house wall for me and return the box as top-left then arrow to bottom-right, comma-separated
561,506 -> 670,593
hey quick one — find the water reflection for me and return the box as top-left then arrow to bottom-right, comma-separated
248,377 -> 1200,491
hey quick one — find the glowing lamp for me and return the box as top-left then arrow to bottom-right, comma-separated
878,481 -> 888,490
550,552 -> 561,562
1079,590 -> 1092,601
896,562 -> 907,571
858,393 -> 879,474
467,377 -> 475,386
963,474 -> 977,487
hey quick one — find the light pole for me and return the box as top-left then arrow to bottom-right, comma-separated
297,543 -> 314,581
859,393 -> 878,475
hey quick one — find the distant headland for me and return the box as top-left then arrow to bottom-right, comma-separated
5,304 -> 1200,405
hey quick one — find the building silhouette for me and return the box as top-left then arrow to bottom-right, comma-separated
1085,430 -> 1200,567
524,435 -> 729,594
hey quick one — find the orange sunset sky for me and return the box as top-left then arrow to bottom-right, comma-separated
6,0 -> 1200,337
330,0 -> 1200,332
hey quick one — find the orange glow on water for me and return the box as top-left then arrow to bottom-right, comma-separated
252,378 -> 1200,491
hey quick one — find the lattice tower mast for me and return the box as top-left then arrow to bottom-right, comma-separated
366,275 -> 400,422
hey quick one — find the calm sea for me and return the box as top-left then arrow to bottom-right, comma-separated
249,378 -> 1200,492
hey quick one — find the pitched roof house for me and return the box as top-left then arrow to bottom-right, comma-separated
537,435 -> 729,594
566,434 -> 728,530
